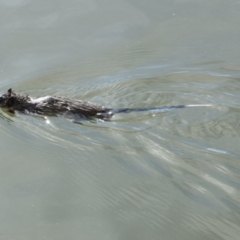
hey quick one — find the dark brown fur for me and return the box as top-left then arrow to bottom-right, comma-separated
0,89 -> 111,119
0,88 -> 211,120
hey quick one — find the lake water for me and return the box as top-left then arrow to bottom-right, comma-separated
0,0 -> 240,239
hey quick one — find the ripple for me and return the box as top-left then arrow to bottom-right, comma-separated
1,70 -> 240,240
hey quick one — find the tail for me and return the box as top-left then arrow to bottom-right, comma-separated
109,104 -> 212,115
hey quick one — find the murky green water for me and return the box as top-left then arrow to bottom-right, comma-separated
0,0 -> 240,239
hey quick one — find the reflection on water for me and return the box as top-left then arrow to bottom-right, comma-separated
1,0 -> 240,239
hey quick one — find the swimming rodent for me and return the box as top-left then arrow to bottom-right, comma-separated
0,88 -> 212,120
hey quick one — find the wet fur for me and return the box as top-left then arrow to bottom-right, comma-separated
0,88 -> 211,120
0,89 -> 110,119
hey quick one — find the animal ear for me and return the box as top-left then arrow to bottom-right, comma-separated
6,96 -> 15,107
7,88 -> 12,96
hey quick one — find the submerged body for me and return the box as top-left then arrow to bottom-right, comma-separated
0,89 -> 110,119
0,89 -> 211,120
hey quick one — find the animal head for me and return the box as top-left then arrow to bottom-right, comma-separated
0,88 -> 16,108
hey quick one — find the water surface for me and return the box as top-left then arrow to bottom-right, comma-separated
0,0 -> 240,239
